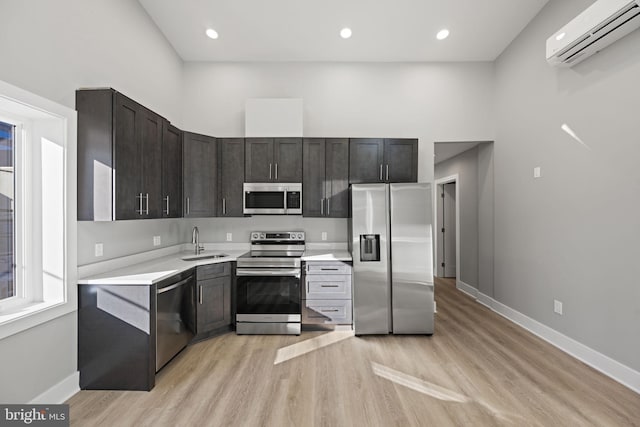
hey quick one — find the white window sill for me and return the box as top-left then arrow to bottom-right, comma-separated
0,300 -> 76,340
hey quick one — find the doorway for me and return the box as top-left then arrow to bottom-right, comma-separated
434,175 -> 459,280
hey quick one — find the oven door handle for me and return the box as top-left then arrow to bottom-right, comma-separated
236,269 -> 301,278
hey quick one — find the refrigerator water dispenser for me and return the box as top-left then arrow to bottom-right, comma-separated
359,234 -> 380,261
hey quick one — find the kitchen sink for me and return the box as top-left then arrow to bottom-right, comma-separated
182,254 -> 228,261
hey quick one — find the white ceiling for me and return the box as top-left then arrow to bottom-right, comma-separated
138,0 -> 549,62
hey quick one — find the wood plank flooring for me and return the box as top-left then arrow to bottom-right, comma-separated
67,278 -> 640,426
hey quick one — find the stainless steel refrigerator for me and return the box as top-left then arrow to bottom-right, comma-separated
350,183 -> 434,335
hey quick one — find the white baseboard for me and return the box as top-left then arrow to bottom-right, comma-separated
456,280 -> 479,299
477,292 -> 640,395
30,371 -> 79,404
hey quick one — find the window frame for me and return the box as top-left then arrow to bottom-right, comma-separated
0,80 -> 77,340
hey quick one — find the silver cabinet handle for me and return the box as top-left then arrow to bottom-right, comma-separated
145,193 -> 149,215
269,163 -> 272,180
186,197 -> 190,215
222,198 -> 226,215
379,164 -> 383,181
199,285 -> 203,304
321,268 -> 339,271
327,198 -> 330,216
320,285 -> 340,288
275,163 -> 278,180
320,309 -> 340,313
137,192 -> 143,215
164,196 -> 170,215
386,164 -> 389,181
321,198 -> 324,215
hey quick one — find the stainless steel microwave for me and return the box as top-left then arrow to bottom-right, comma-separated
243,183 -> 302,215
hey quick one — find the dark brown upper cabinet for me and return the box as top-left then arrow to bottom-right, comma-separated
303,138 -> 349,218
349,138 -> 417,184
183,132 -> 217,218
384,138 -> 418,183
77,89 -> 163,220
245,138 -> 302,182
162,122 -> 182,218
218,138 -> 245,217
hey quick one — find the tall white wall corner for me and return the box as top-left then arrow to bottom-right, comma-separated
245,98 -> 303,137
29,371 -> 79,404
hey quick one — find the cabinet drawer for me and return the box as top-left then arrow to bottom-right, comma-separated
197,262 -> 230,280
303,299 -> 352,325
306,262 -> 351,275
305,275 -> 351,300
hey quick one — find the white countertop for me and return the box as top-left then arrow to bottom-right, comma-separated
78,249 -> 246,286
78,244 -> 352,286
301,250 -> 352,262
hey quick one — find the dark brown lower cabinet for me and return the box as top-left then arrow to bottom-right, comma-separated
194,263 -> 232,337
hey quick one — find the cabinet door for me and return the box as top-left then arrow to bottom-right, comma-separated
302,138 -> 326,217
325,138 -> 349,218
349,138 -> 384,184
196,276 -> 231,333
245,138 -> 274,182
114,93 -> 142,220
139,108 -> 163,218
162,121 -> 182,218
218,138 -> 245,217
274,138 -> 302,182
183,132 -> 217,217
384,139 -> 418,183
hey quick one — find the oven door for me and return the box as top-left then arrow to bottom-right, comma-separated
236,268 -> 301,319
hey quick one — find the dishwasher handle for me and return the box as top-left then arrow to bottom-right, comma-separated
157,276 -> 193,294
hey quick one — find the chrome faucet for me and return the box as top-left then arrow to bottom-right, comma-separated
192,226 -> 204,255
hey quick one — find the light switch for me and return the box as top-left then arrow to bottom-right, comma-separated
95,243 -> 104,257
534,167 -> 542,178
153,236 -> 161,246
321,232 -> 327,241
226,233 -> 233,242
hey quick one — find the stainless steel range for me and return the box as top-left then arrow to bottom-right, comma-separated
236,231 -> 305,335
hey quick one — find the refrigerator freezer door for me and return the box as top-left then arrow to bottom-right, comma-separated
351,183 -> 390,335
390,183 -> 434,334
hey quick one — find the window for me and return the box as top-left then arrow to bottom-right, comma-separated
0,80 -> 77,339
0,122 -> 14,302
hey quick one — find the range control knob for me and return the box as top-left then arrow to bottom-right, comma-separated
251,232 -> 259,240
260,233 -> 265,239
297,233 -> 303,240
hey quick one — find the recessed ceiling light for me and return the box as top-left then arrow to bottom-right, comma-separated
555,32 -> 566,41
205,28 -> 219,39
340,28 -> 352,39
436,29 -> 450,40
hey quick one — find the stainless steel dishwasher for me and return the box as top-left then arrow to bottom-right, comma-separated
156,272 -> 195,371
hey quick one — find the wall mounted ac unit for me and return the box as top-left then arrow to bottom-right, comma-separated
546,0 -> 640,67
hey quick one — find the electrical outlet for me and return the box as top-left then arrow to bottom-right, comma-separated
95,243 -> 104,257
534,166 -> 542,178
226,233 -> 232,242
321,232 -> 327,241
554,299 -> 563,315
153,236 -> 161,246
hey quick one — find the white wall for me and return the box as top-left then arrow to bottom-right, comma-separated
0,0 -> 184,402
182,62 -> 495,184
494,0 -> 640,372
180,62 -> 495,235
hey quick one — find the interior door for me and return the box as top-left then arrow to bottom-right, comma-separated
443,182 -> 457,277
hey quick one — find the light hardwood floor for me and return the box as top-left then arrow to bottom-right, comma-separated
67,278 -> 640,426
